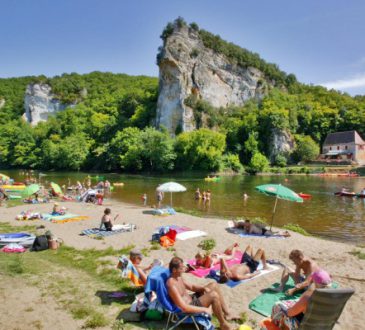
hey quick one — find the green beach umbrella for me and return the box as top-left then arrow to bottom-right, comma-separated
255,184 -> 303,230
50,182 -> 63,195
22,184 -> 40,197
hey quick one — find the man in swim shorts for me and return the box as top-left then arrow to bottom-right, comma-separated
219,245 -> 268,283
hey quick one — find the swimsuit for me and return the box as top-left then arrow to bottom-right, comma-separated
190,293 -> 202,307
240,252 -> 259,273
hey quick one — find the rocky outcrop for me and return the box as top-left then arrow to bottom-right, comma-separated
24,83 -> 73,125
156,24 -> 270,134
269,129 -> 295,161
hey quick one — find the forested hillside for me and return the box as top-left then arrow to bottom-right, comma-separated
1,20 -> 365,173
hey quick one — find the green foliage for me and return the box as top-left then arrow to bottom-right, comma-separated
248,152 -> 270,174
293,135 -> 320,162
175,129 -> 226,171
221,153 -> 243,172
198,238 -> 216,252
274,153 -> 287,167
283,223 -> 311,236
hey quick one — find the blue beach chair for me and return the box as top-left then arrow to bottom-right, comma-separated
144,266 -> 214,330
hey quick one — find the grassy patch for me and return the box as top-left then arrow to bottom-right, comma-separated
283,223 -> 311,236
83,311 -> 109,328
0,221 -> 38,233
349,250 -> 365,260
71,305 -> 93,319
174,207 -> 204,217
150,242 -> 161,250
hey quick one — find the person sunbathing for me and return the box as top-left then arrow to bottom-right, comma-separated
193,243 -> 239,269
271,270 -> 332,329
167,256 -> 238,330
229,219 -> 290,237
219,245 -> 269,283
270,249 -> 321,295
51,202 -> 66,216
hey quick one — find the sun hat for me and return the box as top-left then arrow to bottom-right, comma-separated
312,269 -> 331,285
54,202 -> 59,206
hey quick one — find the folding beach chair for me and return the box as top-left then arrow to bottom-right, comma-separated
299,288 -> 355,330
117,255 -> 144,288
144,266 -> 214,330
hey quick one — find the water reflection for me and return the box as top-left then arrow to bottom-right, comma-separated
2,170 -> 365,244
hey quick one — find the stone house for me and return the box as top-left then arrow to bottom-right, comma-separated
322,130 -> 365,165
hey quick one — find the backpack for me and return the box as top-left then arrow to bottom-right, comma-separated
31,235 -> 49,251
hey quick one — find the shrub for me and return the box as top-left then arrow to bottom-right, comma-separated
283,223 -> 310,236
198,238 -> 216,253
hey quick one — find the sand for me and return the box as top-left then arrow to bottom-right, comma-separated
1,200 -> 364,329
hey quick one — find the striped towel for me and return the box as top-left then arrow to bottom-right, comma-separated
82,224 -> 136,237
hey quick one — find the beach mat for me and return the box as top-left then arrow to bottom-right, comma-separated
249,278 -> 339,317
188,250 -> 243,278
82,224 -> 136,238
238,233 -> 286,239
208,264 -> 280,287
42,213 -> 90,223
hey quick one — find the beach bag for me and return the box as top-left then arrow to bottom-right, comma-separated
31,235 -> 49,251
160,235 -> 175,247
130,292 -> 147,313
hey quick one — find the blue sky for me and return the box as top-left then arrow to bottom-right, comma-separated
1,0 -> 364,96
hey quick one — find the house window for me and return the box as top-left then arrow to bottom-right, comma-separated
337,146 -> 340,150
330,146 -> 332,150
345,145 -> 348,150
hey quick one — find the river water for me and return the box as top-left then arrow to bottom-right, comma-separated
2,170 -> 365,244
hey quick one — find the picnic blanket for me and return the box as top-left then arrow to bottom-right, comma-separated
187,250 -> 243,278
42,213 -> 89,223
208,264 -> 279,288
249,277 -> 339,316
82,224 -> 136,237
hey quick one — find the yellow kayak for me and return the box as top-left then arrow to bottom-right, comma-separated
113,182 -> 124,186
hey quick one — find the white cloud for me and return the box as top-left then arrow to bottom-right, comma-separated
320,73 -> 365,90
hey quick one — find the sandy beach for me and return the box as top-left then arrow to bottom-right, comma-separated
1,200 -> 364,329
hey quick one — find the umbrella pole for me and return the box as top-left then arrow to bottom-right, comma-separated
270,195 -> 279,231
170,192 -> 172,207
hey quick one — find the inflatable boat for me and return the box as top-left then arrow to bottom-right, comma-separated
0,232 -> 36,247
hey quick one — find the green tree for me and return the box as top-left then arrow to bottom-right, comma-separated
293,135 -> 320,162
248,152 -> 269,174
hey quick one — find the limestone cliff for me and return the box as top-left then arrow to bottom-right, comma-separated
269,128 -> 295,161
156,24 -> 271,134
24,83 -> 73,125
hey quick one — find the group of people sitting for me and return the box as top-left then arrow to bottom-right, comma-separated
120,244 -> 330,330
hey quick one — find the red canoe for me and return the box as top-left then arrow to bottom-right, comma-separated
334,192 -> 356,197
298,193 -> 312,199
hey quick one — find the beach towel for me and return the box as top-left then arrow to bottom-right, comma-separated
117,255 -> 144,287
238,233 -> 286,239
187,250 -> 243,278
208,264 -> 279,287
154,225 -> 207,241
176,230 -> 207,240
153,207 -> 176,216
1,243 -> 27,253
42,213 -> 89,223
249,278 -> 339,317
82,223 -> 136,237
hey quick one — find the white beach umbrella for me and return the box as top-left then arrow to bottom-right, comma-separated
156,182 -> 187,206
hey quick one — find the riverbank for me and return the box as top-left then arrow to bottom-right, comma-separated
0,200 -> 364,329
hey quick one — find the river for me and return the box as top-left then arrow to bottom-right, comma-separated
2,170 -> 365,244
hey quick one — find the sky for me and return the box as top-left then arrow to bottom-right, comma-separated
1,0 -> 365,96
